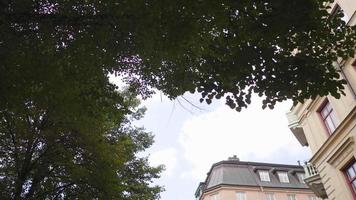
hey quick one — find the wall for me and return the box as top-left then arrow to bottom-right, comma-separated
201,186 -> 319,200
289,1 -> 356,197
291,64 -> 355,200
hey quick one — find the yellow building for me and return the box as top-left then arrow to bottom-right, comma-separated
286,2 -> 356,200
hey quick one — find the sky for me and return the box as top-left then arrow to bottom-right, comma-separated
131,91 -> 311,200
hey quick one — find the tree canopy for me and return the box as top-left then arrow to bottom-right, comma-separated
0,86 -> 163,199
1,0 -> 354,111
0,0 -> 354,199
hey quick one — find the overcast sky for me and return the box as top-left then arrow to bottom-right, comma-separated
132,92 -> 311,200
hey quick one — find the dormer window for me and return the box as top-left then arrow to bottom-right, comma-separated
277,171 -> 289,183
259,170 -> 270,182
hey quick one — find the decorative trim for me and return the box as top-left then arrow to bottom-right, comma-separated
252,166 -> 270,172
310,106 -> 356,163
327,137 -> 354,166
289,169 -> 305,175
346,10 -> 356,26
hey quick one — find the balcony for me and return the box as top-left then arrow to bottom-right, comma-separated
303,163 -> 328,199
286,111 -> 308,146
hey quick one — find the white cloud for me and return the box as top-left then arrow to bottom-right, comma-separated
149,148 -> 178,177
178,97 -> 310,181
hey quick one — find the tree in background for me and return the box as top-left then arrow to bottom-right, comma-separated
0,86 -> 163,199
0,1 -> 354,198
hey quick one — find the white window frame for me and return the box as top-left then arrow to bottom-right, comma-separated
277,171 -> 289,183
308,195 -> 317,200
265,193 -> 275,200
287,194 -> 297,200
259,170 -> 270,182
236,192 -> 246,200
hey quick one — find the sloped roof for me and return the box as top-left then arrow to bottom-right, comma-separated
203,159 -> 308,191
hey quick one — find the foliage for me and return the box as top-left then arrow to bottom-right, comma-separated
0,0 -> 354,198
1,0 -> 354,111
0,83 -> 163,200
0,1 -> 168,199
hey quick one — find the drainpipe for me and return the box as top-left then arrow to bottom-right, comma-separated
336,61 -> 356,99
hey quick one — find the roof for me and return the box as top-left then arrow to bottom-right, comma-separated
198,158 -> 309,194
194,182 -> 205,197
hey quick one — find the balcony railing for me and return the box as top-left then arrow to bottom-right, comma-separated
302,163 -> 328,199
304,162 -> 319,178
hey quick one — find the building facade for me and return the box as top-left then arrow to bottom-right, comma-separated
195,157 -> 320,200
286,2 -> 356,200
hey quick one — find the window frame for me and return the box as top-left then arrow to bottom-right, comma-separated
287,194 -> 297,200
308,195 -> 317,200
342,159 -> 356,198
318,100 -> 339,135
352,59 -> 356,67
259,170 -> 271,182
236,192 -> 246,200
277,171 -> 289,183
265,193 -> 275,200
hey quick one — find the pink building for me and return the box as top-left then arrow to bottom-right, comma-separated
195,156 -> 320,200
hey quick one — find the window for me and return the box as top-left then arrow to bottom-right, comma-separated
344,160 -> 356,195
259,170 -> 270,182
265,193 -> 275,200
287,194 -> 296,200
236,192 -> 246,200
278,171 -> 289,183
352,59 -> 356,67
297,173 -> 305,183
211,194 -> 219,200
319,101 -> 339,134
308,195 -> 317,200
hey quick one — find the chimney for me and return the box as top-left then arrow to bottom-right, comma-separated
228,155 -> 240,161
